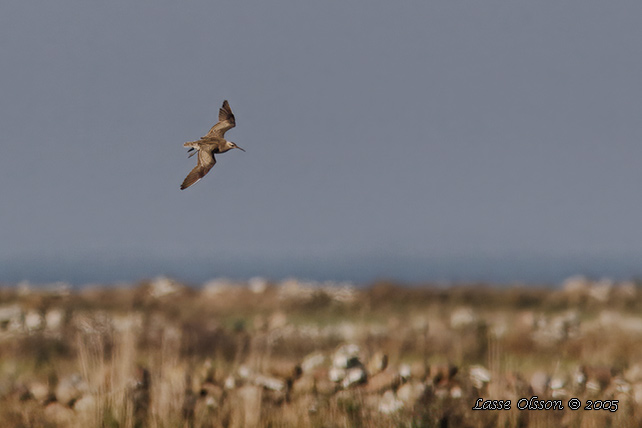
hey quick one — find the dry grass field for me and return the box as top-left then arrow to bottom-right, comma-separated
1,276 -> 641,427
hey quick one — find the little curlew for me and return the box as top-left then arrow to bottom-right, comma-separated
180,100 -> 245,190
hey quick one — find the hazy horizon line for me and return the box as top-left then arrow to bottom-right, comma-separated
2,252 -> 641,287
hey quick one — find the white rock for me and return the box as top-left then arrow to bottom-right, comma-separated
342,367 -> 367,388
30,382 -> 50,402
379,390 -> 404,414
238,365 -> 252,379
301,352 -> 326,373
149,276 -> 180,298
333,344 -> 360,368
469,365 -> 491,389
450,307 -> 477,329
0,304 -> 22,331
24,311 -> 43,331
399,364 -> 412,380
253,374 -> 285,392
589,279 -> 613,302
550,377 -> 565,390
45,309 -> 64,332
248,277 -> 268,293
224,376 -> 236,390
329,367 -> 346,383
450,385 -> 463,398
397,381 -> 425,405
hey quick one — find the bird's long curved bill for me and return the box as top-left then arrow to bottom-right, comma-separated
236,146 -> 246,152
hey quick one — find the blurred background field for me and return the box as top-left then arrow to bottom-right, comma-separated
1,276 -> 641,427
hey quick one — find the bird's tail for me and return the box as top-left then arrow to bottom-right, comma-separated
184,141 -> 199,158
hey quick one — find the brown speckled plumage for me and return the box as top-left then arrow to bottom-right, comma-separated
180,100 -> 244,190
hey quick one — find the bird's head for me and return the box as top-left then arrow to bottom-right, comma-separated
227,141 -> 245,152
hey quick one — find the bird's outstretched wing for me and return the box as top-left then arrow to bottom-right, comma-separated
204,100 -> 236,138
180,149 -> 216,190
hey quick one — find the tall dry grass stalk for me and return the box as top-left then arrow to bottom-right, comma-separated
149,325 -> 185,427
110,316 -> 137,428
76,328 -> 107,428
74,315 -> 139,427
486,332 -> 502,398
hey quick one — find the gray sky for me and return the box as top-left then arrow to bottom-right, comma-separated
2,1 -> 642,284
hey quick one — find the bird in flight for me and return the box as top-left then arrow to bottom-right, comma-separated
180,100 -> 245,190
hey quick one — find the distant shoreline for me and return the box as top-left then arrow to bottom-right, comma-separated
1,253 -> 640,287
